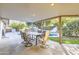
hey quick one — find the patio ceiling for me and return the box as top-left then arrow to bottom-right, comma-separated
0,3 -> 79,22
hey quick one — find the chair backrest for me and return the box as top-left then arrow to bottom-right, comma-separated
20,31 -> 27,41
43,30 -> 50,43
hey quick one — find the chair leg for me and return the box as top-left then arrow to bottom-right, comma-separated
24,42 -> 32,47
24,39 -> 33,47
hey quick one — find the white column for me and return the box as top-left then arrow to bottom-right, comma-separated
0,21 -> 3,39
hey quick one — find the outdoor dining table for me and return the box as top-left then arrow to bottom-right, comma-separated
27,32 -> 42,46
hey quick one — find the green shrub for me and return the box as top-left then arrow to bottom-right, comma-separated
10,22 -> 18,29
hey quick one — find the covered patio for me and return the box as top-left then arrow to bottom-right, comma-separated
0,3 -> 79,55
0,32 -> 65,55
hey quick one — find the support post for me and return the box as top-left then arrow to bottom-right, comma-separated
58,16 -> 62,44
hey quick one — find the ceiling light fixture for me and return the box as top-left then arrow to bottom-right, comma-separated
51,3 -> 54,6
32,13 -> 36,17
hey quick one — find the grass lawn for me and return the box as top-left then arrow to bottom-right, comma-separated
49,37 -> 79,44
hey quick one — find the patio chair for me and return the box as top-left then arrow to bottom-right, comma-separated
43,31 -> 49,44
39,31 -> 50,48
20,31 -> 32,47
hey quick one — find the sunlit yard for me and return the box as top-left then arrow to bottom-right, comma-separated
49,37 -> 79,44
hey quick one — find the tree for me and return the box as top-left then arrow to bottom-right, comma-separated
10,22 -> 27,31
62,19 -> 79,37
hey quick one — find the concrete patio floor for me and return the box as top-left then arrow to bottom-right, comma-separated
0,32 -> 79,55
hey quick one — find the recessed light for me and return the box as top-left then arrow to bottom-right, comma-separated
32,14 -> 36,17
51,3 -> 54,6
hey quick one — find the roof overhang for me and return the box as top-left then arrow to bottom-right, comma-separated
0,3 -> 79,22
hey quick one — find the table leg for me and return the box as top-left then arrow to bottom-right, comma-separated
36,36 -> 38,45
31,35 -> 33,40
